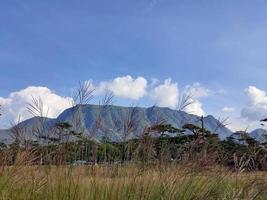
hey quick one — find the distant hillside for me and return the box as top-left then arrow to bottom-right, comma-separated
250,129 -> 267,142
0,129 -> 12,144
1,104 -> 234,143
57,105 -> 233,140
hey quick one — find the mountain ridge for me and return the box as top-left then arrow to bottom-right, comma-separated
1,104 -> 265,143
1,104 -> 235,143
250,128 -> 267,142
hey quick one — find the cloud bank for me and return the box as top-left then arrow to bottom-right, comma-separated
150,80 -> 209,116
93,75 -> 147,100
241,86 -> 267,121
182,82 -> 210,116
0,86 -> 72,128
0,76 -> 212,128
151,78 -> 179,109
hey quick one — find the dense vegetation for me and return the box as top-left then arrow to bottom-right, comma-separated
1,120 -> 266,172
0,88 -> 266,200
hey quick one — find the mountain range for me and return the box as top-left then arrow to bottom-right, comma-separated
0,104 -> 266,144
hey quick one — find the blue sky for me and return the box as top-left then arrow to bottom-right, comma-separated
1,0 -> 267,130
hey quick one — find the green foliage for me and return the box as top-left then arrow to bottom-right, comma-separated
98,143 -> 120,162
150,124 -> 184,135
0,121 -> 266,171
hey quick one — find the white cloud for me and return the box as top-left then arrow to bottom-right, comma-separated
184,100 -> 205,116
227,117 -> 249,132
150,81 -> 209,116
151,78 -> 179,108
246,86 -> 267,105
222,107 -> 235,112
184,82 -> 211,98
85,77 -> 209,116
182,83 -> 210,116
0,76 -> 212,128
92,75 -> 147,100
241,86 -> 267,121
0,86 -> 72,128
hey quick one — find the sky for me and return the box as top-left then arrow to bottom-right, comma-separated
1,0 -> 267,131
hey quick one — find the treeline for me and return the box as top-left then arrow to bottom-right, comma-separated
0,121 -> 266,171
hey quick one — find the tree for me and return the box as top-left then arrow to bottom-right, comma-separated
149,124 -> 184,137
149,124 -> 184,164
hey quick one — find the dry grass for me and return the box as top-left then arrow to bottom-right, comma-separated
0,164 -> 266,200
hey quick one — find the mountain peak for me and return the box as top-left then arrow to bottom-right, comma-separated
1,104 -> 235,143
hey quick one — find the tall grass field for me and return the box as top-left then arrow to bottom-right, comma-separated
0,163 -> 266,200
